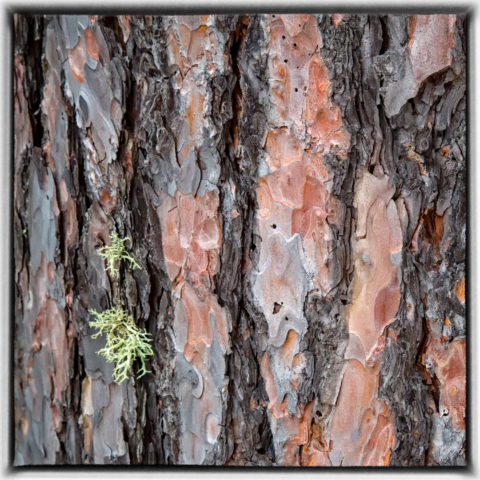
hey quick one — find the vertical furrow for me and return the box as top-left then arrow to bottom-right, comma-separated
130,15 -> 238,464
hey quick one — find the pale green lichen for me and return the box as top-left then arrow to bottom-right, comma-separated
97,232 -> 141,277
88,306 -> 153,384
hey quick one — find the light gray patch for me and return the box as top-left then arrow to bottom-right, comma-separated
47,265 -> 66,308
252,234 -> 309,348
42,395 -> 60,463
174,353 -> 201,393
375,50 -> 418,118
154,153 -> 180,197
453,314 -> 465,336
191,366 -> 204,399
428,414 -> 466,465
14,450 -> 25,466
91,378 -> 110,410
25,385 -> 34,414
177,148 -> 201,195
77,15 -> 89,29
177,379 -> 194,435
93,383 -> 127,464
208,313 -> 226,391
33,348 -> 52,403
61,15 -> 81,49
197,144 -> 221,196
267,343 -> 298,414
173,299 -> 188,353
83,333 -> 114,383
32,409 -> 43,456
179,430 -> 206,465
29,163 -> 57,273
107,59 -> 124,104
286,391 -> 298,415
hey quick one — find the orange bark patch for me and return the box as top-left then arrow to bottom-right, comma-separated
265,128 -> 303,171
257,178 -> 274,220
374,276 -> 400,334
158,197 -> 186,268
67,36 -> 87,83
307,59 -> 345,148
332,14 -> 345,28
349,195 -> 402,359
330,359 -> 394,466
181,282 -> 214,350
99,188 -> 116,213
292,174 -> 327,243
266,160 -> 306,210
456,278 -> 465,304
84,27 -> 99,61
278,329 -> 299,371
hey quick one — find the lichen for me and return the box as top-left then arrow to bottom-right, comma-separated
97,231 -> 141,278
88,306 -> 153,384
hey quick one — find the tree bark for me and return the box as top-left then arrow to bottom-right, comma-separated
13,13 -> 466,466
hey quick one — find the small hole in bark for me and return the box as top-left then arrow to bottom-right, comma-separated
285,317 -> 289,321
272,15 -> 276,17
284,59 -> 288,63
316,410 -> 322,417
272,224 -> 277,229
293,43 -> 297,48
251,244 -> 256,251
273,302 -> 282,314
282,35 -> 286,40
46,195 -> 49,200
295,88 -> 298,92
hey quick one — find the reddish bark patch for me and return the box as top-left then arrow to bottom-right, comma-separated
408,15 -> 456,86
331,14 -> 345,28
84,27 -> 99,61
67,36 -> 87,83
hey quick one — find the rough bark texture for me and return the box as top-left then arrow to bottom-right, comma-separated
13,13 -> 466,466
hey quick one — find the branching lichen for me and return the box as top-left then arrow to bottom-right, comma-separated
88,306 -> 153,384
97,232 -> 142,277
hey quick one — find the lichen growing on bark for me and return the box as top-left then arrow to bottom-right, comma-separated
97,232 -> 142,278
89,306 -> 153,384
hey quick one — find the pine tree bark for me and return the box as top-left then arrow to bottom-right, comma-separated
14,13 -> 466,466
